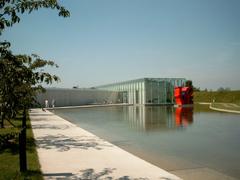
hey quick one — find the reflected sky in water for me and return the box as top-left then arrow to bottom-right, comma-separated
53,105 -> 240,179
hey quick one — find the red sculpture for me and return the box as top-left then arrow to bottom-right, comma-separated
174,86 -> 193,106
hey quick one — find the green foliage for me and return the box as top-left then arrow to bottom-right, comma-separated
193,86 -> 200,92
0,0 -> 69,176
0,128 -> 19,148
0,0 -> 70,127
185,80 -> 193,87
194,90 -> 240,104
193,104 -> 213,112
0,47 -> 60,123
0,0 -> 70,35
217,87 -> 231,92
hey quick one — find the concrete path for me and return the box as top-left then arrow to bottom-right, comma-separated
209,103 -> 240,114
30,108 -> 180,180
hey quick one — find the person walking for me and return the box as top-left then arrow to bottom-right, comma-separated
45,99 -> 49,108
51,99 -> 55,108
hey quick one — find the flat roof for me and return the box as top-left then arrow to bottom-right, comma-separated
96,77 -> 186,88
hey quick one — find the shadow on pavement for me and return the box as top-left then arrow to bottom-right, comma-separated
32,124 -> 71,130
43,168 -> 150,180
36,134 -> 112,151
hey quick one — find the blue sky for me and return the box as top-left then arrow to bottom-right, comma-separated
2,0 -> 240,90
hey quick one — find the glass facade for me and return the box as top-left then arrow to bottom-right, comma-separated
96,78 -> 186,105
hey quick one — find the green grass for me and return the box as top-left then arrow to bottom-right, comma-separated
0,114 -> 43,180
194,90 -> 240,104
193,104 -> 213,112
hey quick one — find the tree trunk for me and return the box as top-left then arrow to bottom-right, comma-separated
1,111 -> 5,128
19,107 -> 27,172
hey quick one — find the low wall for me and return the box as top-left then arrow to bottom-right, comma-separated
36,88 -> 119,107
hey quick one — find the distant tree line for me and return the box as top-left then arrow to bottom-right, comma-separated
217,87 -> 231,92
193,87 -> 232,92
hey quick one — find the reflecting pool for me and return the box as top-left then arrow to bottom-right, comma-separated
53,105 -> 240,179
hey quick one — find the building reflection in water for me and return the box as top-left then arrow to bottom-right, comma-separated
124,106 -> 193,131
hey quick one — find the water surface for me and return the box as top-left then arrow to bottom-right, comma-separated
53,105 -> 240,179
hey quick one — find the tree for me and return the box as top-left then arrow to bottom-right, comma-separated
192,86 -> 200,92
0,44 -> 60,127
217,87 -> 225,92
217,87 -> 231,92
0,0 -> 70,172
0,0 -> 69,126
0,46 -> 61,171
185,80 -> 193,87
0,0 -> 70,35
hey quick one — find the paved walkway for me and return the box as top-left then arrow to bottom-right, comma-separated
30,108 -> 180,180
209,103 -> 240,114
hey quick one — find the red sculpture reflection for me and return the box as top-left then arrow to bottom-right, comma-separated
175,107 -> 193,127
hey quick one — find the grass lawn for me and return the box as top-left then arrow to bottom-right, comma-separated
0,113 -> 42,179
194,90 -> 240,104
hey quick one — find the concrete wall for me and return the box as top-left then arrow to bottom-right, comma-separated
36,88 -> 119,107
